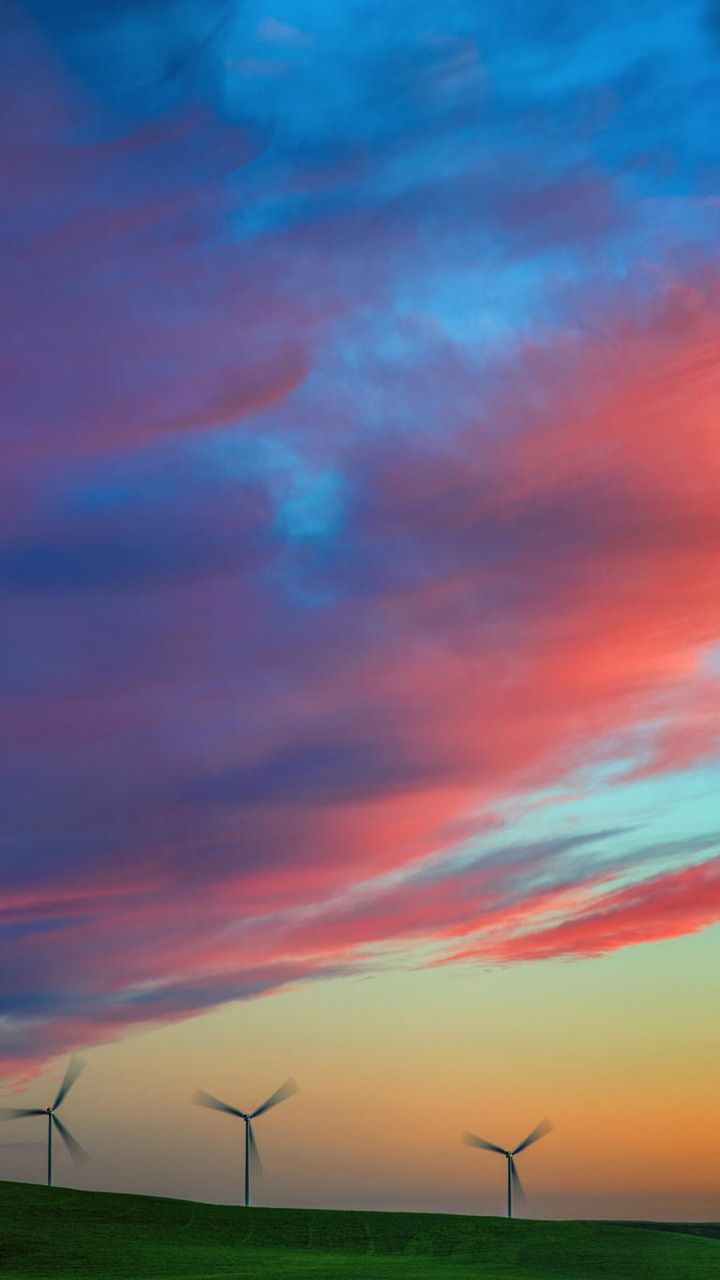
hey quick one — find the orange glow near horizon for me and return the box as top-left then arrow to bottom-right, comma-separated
2,927 -> 717,1221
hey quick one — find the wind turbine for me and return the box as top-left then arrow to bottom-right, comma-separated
193,1078 -> 298,1207
462,1119 -> 552,1218
0,1057 -> 89,1187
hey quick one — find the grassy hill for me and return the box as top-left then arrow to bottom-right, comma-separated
0,1181 -> 717,1279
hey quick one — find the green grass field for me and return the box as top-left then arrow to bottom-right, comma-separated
0,1181 -> 717,1280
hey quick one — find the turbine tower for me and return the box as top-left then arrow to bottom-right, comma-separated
462,1118 -> 553,1218
0,1057 -> 89,1187
193,1078 -> 298,1207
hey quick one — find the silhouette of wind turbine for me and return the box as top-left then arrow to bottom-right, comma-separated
462,1119 -> 553,1218
0,1057 -> 89,1187
193,1078 -> 298,1207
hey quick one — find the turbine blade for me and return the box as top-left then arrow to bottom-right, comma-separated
53,1057 -> 86,1111
52,1115 -> 89,1166
250,1077 -> 298,1118
0,1108 -> 46,1121
193,1089 -> 244,1119
461,1131 -> 506,1155
510,1158 -> 526,1206
247,1122 -> 263,1177
512,1118 -> 553,1155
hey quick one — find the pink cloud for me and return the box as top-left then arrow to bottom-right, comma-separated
5,259 -> 720,1051
466,856 -> 720,962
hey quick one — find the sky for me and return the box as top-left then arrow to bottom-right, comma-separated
0,0 -> 719,1219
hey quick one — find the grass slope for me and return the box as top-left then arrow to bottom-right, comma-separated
0,1182 -> 717,1280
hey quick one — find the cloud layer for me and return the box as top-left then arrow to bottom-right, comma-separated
2,0 -> 720,1074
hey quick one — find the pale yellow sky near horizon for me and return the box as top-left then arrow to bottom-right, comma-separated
1,925 -> 718,1221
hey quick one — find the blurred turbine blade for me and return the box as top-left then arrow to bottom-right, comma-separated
0,1108 -> 46,1121
193,1089 -> 244,1119
461,1131 -> 506,1155
53,1057 -> 86,1111
52,1115 -> 89,1166
512,1118 -> 553,1155
247,1122 -> 263,1177
510,1158 -> 526,1206
250,1078 -> 298,1119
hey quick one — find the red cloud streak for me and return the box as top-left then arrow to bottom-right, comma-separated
464,856 -> 720,962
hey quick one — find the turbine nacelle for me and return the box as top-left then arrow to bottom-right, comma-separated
193,1077 -> 298,1208
461,1118 -> 553,1219
0,1056 -> 89,1186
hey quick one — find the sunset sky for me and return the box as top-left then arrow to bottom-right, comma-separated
1,0 -> 719,1219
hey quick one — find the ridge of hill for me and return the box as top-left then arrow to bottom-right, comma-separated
0,1181 -> 717,1279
